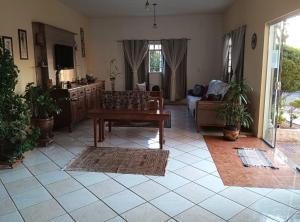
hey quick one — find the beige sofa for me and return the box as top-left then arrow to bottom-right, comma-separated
195,100 -> 225,132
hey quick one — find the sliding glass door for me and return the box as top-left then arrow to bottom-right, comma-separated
263,21 -> 284,147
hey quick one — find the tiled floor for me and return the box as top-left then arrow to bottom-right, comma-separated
1,105 -> 300,222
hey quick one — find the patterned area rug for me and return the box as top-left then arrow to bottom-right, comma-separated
236,147 -> 278,169
65,147 -> 169,176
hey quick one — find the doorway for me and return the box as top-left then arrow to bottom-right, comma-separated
263,14 -> 300,166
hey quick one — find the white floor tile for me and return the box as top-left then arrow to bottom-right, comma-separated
88,178 -> 126,199
229,208 -> 277,222
175,205 -> 225,222
0,168 -> 32,184
48,214 -> 74,222
130,180 -> 169,201
166,159 -> 187,171
12,186 -> 52,209
57,188 -> 98,212
195,175 -> 227,193
219,187 -> 262,207
174,182 -> 214,204
0,211 -> 24,222
174,153 -> 202,165
106,216 -> 127,222
150,192 -> 194,217
267,189 -> 300,210
192,160 -> 217,173
188,149 -> 211,159
103,190 -> 145,214
154,172 -> 190,190
199,194 -> 245,220
70,201 -> 116,222
4,176 -> 41,196
73,172 -> 109,186
0,197 -> 16,216
46,178 -> 83,197
26,161 -> 60,176
288,211 -> 300,222
114,174 -> 149,188
174,166 -> 207,181
249,197 -> 297,222
122,203 -> 170,222
20,199 -> 65,222
36,170 -> 70,185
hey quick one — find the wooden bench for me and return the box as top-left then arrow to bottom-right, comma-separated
88,91 -> 170,149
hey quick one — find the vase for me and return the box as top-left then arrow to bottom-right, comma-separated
110,78 -> 116,91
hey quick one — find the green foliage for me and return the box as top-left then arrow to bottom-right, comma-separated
217,81 -> 253,129
277,96 -> 287,126
0,43 -> 39,163
287,99 -> 300,128
281,45 -> 300,92
24,83 -> 61,119
149,51 -> 161,72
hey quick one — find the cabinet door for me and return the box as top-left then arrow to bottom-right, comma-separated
91,91 -> 97,109
70,99 -> 78,123
86,93 -> 92,110
77,95 -> 86,121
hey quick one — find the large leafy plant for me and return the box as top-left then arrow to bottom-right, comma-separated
0,43 -> 39,163
217,81 -> 253,130
24,83 -> 61,119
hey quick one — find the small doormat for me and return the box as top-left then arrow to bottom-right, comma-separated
236,147 -> 278,169
112,115 -> 171,128
65,147 -> 169,176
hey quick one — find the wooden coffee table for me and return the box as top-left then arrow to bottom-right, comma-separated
88,109 -> 170,149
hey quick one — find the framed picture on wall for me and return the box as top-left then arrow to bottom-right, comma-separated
2,36 -> 14,59
80,27 -> 86,57
18,29 -> 28,60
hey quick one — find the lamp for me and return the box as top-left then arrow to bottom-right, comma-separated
60,69 -> 75,88
153,3 -> 158,29
145,0 -> 150,11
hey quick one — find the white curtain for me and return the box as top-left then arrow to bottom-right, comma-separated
161,39 -> 188,101
222,33 -> 231,82
123,40 -> 149,88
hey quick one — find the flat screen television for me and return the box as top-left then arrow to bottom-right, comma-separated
54,44 -> 74,69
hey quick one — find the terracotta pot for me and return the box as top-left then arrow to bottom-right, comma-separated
31,117 -> 54,147
223,127 -> 240,141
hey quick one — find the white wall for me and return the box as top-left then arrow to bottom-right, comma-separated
0,0 -> 89,93
87,14 -> 224,91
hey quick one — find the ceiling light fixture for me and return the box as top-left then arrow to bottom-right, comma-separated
153,3 -> 158,29
145,0 -> 150,11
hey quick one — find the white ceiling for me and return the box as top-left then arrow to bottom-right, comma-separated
58,0 -> 234,18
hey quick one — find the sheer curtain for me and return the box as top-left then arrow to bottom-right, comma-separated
123,40 -> 149,89
161,39 -> 188,101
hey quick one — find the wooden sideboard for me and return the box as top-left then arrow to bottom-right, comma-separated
52,81 -> 105,132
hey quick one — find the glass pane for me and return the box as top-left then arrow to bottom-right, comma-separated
149,50 -> 162,73
263,21 -> 284,147
149,44 -> 154,50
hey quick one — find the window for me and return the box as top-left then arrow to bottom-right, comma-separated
227,38 -> 233,76
148,42 -> 163,73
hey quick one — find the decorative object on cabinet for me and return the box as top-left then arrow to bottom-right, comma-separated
109,59 -> 120,91
51,81 -> 105,132
18,29 -> 28,60
251,33 -> 257,50
80,27 -> 85,57
24,83 -> 62,147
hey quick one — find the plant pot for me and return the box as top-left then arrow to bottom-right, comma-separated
31,117 -> 54,147
223,126 -> 240,141
0,140 -> 24,168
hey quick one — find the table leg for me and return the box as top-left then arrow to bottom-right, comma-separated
108,121 -> 112,132
93,118 -> 97,147
101,119 -> 105,141
159,120 -> 164,149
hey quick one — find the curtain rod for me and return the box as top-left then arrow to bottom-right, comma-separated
116,38 -> 191,43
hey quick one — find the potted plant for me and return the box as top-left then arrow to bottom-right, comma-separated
24,83 -> 61,146
0,43 -> 39,167
217,81 -> 253,141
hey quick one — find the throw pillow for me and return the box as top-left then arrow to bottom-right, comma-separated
192,84 -> 205,97
136,82 -> 147,91
206,80 -> 229,99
